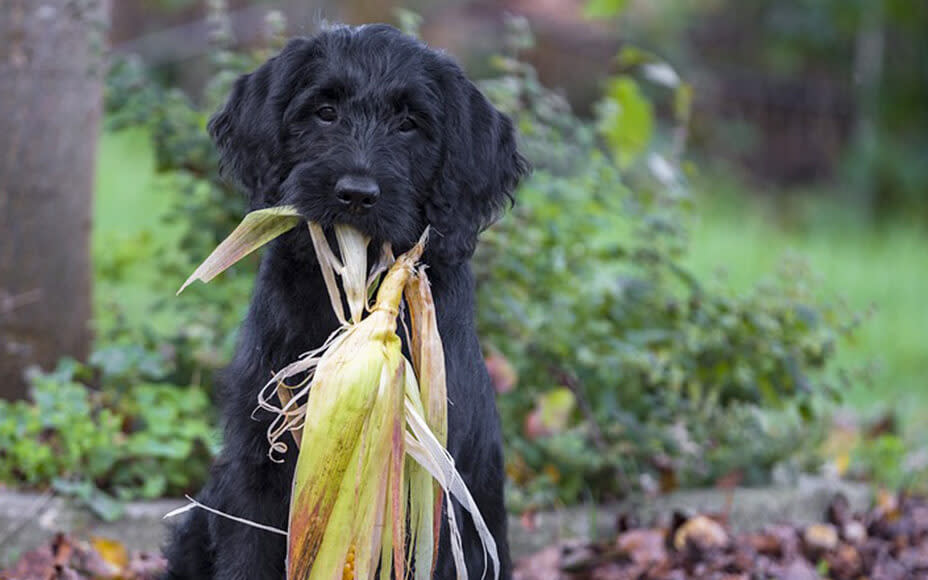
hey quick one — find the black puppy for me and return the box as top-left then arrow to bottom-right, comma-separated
163,24 -> 528,580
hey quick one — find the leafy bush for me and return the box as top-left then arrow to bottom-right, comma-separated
0,353 -> 217,519
839,415 -> 928,495
474,19 -> 857,509
0,6 -> 286,514
99,6 -> 284,389
67,8 -> 859,513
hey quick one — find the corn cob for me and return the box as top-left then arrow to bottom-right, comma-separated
175,207 -> 499,580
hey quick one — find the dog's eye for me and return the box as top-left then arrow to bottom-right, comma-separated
398,116 -> 417,133
316,106 -> 338,123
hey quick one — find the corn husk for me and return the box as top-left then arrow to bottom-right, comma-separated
284,245 -> 414,579
404,270 -> 448,578
263,232 -> 499,580
171,207 -> 499,580
177,206 -> 301,294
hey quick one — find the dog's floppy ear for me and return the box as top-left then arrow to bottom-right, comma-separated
208,38 -> 316,207
428,66 -> 530,265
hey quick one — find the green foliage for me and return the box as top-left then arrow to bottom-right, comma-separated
106,4 -> 288,269
758,0 -> 928,216
851,434 -> 928,494
100,4 -> 280,390
598,77 -> 654,168
474,21 -> 857,509
106,54 -> 246,266
0,5 -> 285,513
584,0 -> 630,20
0,356 -> 217,519
78,10 -> 863,512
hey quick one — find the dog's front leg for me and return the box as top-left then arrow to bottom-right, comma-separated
206,457 -> 292,580
428,264 -> 514,580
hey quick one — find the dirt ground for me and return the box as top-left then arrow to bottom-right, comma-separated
2,493 -> 926,580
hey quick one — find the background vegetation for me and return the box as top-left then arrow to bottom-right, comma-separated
2,0 -> 926,516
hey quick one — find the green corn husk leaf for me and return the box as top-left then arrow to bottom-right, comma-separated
286,331 -> 395,578
178,206 -> 301,294
405,268 -> 448,445
173,211 -> 500,579
403,359 -> 436,580
308,221 -> 347,325
404,391 -> 500,580
306,221 -> 372,324
291,357 -> 403,580
404,269 -> 448,577
288,241 -> 423,580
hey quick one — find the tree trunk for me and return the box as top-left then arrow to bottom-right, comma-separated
0,0 -> 108,399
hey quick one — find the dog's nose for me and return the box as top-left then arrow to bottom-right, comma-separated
335,175 -> 380,211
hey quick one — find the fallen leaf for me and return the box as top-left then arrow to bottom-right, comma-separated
615,529 -> 667,565
514,545 -> 564,580
780,559 -> 819,580
803,523 -> 839,553
673,515 -> 728,551
485,350 -> 518,394
842,520 -> 867,544
91,536 -> 129,571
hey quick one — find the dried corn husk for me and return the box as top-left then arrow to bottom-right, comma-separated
171,207 -> 498,580
177,206 -> 301,294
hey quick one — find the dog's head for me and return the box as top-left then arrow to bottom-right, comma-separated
209,24 -> 529,266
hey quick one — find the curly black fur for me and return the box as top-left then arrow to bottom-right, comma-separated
162,24 -> 529,580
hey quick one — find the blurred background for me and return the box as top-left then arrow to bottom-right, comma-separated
1,0 -> 926,543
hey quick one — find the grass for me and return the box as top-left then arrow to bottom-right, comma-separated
684,173 -> 928,437
93,130 -> 927,436
94,128 -> 163,241
93,129 -> 184,335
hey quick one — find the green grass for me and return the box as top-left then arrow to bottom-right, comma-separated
684,176 -> 928,437
94,128 -> 162,240
93,129 -> 183,334
93,130 -> 927,435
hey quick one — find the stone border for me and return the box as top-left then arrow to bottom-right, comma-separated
0,491 -> 182,566
506,476 -> 872,558
0,477 -> 871,566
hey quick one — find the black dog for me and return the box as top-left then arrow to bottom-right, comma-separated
163,24 -> 528,580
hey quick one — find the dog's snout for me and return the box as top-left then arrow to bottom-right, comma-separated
335,175 -> 380,212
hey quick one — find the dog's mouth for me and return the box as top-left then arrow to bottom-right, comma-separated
282,192 -> 423,260
321,211 -> 422,257
320,226 -> 386,271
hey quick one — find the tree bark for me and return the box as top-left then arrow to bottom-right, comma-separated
0,0 -> 108,399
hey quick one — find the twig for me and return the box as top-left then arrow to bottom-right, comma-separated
549,366 -> 608,451
163,495 -> 287,536
0,289 -> 42,315
0,489 -> 54,548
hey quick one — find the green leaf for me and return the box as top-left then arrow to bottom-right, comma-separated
616,46 -> 661,68
584,0 -> 630,19
139,473 -> 168,499
394,8 -> 423,38
674,83 -> 693,125
128,437 -> 191,459
537,388 -> 576,434
597,76 -> 654,168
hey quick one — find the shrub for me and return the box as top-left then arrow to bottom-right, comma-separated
474,19 -> 858,509
91,9 -> 860,511
0,353 -> 217,519
100,5 -> 282,391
